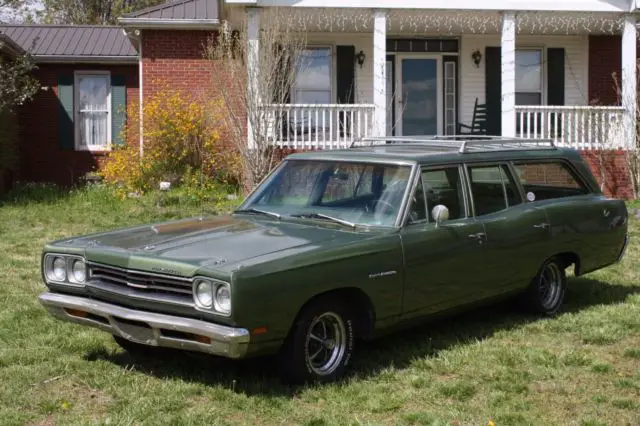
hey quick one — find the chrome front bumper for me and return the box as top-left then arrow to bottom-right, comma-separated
38,292 -> 250,358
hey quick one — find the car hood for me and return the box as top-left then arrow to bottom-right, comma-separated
59,215 -> 369,276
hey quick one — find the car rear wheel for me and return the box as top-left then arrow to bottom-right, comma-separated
524,258 -> 566,316
278,298 -> 355,384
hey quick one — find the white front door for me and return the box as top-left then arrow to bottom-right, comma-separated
394,55 -> 443,136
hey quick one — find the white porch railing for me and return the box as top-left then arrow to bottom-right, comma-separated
515,106 -> 627,150
259,104 -> 375,149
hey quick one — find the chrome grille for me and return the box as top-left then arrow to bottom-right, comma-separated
88,263 -> 193,300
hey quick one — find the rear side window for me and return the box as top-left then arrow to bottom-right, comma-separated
513,161 -> 589,201
467,164 -> 522,216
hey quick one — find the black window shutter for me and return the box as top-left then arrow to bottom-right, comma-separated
111,75 -> 126,146
547,48 -> 565,106
57,75 -> 74,150
273,44 -> 292,139
484,47 -> 501,136
336,45 -> 355,137
273,44 -> 291,104
336,45 -> 355,104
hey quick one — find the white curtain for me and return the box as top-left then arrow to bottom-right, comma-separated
77,75 -> 109,147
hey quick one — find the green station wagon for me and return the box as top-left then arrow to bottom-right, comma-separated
38,137 -> 629,383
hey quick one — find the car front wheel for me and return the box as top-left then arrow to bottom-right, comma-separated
278,298 -> 355,384
524,257 -> 567,316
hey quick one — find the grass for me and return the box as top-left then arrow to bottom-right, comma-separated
1,184 -> 639,425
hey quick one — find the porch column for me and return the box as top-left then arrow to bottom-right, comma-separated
621,14 -> 637,149
501,11 -> 516,137
373,9 -> 387,138
247,7 -> 260,149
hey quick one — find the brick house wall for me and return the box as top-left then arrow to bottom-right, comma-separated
585,35 -> 637,199
141,29 -> 246,180
141,30 -> 217,101
16,63 -> 139,186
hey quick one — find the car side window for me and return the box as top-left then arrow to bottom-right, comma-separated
513,161 -> 589,201
422,167 -> 466,221
468,164 -> 522,216
407,177 -> 427,224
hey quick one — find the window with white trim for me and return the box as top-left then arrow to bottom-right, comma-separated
75,72 -> 111,150
515,49 -> 543,105
294,48 -> 332,104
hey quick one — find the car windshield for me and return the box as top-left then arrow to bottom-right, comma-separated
239,160 -> 414,227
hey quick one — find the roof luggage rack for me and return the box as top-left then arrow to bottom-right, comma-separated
352,135 -> 557,154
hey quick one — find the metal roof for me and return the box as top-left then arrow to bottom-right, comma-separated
123,0 -> 220,20
0,25 -> 137,61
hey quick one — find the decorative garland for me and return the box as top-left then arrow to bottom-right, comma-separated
274,8 -> 627,35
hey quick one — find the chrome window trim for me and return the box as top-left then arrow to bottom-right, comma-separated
395,163 -> 421,228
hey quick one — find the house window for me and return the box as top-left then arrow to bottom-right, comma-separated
75,72 -> 111,150
294,48 -> 332,104
515,49 -> 542,105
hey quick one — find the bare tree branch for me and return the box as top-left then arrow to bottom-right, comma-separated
613,67 -> 640,199
206,8 -> 310,190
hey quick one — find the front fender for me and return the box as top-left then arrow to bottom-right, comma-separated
230,234 -> 405,344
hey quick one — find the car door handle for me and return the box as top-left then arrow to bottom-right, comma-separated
533,223 -> 550,229
468,232 -> 486,240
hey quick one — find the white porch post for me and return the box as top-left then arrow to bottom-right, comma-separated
622,14 -> 637,150
373,9 -> 387,138
247,7 -> 260,149
501,12 -> 516,137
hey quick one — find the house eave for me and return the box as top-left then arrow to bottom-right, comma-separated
33,55 -> 139,64
118,18 -> 221,29
232,0 -> 631,12
0,37 -> 25,58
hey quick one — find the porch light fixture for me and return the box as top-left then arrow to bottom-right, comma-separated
355,50 -> 366,68
471,49 -> 482,68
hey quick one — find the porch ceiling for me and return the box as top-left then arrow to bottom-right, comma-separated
233,8 -> 627,35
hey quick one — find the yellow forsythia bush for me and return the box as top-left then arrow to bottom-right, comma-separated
100,88 -> 240,196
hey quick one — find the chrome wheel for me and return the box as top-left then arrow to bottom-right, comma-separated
305,312 -> 347,376
538,262 -> 563,310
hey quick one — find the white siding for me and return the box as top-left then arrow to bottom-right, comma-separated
459,34 -> 589,127
302,32 -> 589,135
305,33 -> 374,104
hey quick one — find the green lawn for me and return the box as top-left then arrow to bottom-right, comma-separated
1,185 -> 639,425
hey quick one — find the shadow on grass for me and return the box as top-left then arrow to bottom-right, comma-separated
0,182 -> 71,206
84,276 -> 640,396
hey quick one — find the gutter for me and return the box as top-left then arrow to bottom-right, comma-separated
118,18 -> 221,29
33,55 -> 138,64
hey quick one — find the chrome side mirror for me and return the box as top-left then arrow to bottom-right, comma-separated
432,204 -> 450,226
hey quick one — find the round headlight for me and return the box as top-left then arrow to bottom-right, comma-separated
52,257 -> 67,281
195,280 -> 213,308
72,259 -> 86,283
214,285 -> 231,314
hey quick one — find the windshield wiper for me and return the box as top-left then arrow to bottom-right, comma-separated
290,212 -> 356,229
233,208 -> 281,220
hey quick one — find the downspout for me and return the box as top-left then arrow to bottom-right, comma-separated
122,28 -> 144,157
139,31 -> 144,158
